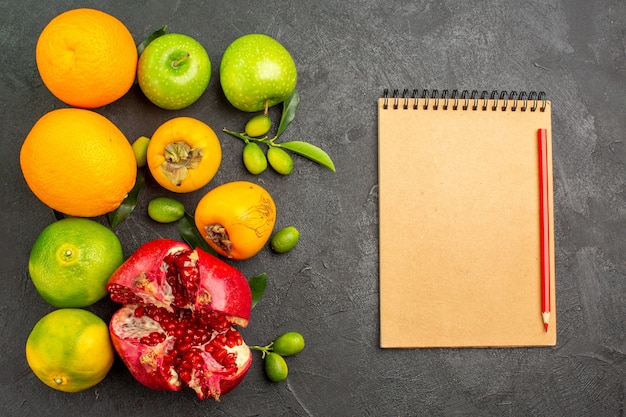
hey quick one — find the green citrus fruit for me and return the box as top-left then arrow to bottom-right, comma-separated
132,135 -> 150,168
242,142 -> 268,175
264,352 -> 288,382
28,217 -> 124,307
270,226 -> 300,253
147,197 -> 185,223
25,308 -> 114,392
267,147 -> 294,175
272,331 -> 305,356
245,114 -> 272,137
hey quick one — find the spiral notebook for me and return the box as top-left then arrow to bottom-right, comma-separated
378,89 -> 556,348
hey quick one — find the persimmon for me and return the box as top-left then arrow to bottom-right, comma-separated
147,117 -> 221,193
195,181 -> 276,260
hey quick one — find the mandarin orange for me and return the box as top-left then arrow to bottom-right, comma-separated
26,308 -> 114,392
20,108 -> 137,217
35,8 -> 137,108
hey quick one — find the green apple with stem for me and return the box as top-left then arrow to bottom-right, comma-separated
138,33 -> 211,110
220,34 -> 297,113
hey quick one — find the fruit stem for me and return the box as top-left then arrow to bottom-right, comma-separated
172,53 -> 190,68
223,128 -> 251,143
249,342 -> 274,358
263,99 -> 269,117
222,128 -> 278,146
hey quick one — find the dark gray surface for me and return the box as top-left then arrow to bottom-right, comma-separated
1,1 -> 624,416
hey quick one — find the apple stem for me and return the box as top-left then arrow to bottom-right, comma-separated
264,99 -> 269,117
171,53 -> 190,68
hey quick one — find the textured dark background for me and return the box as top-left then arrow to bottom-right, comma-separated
1,0 -> 624,416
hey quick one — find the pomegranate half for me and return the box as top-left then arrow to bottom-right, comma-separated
106,239 -> 252,400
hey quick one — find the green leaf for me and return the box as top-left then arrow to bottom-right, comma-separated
247,273 -> 267,308
178,212 -> 217,255
279,141 -> 336,172
137,25 -> 168,56
275,89 -> 300,139
108,169 -> 145,228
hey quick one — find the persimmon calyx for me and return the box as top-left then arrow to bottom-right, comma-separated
161,141 -> 203,186
204,224 -> 233,256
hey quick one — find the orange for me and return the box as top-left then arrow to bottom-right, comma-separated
28,217 -> 124,308
36,8 -> 137,108
147,117 -> 222,193
26,308 -> 114,392
195,181 -> 276,260
20,108 -> 137,217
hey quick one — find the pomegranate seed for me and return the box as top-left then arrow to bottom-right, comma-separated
225,329 -> 242,347
194,329 -> 209,344
180,359 -> 193,371
179,370 -> 191,384
213,348 -> 228,363
134,306 -> 145,317
207,314 -> 230,331
150,332 -> 165,343
109,285 -> 142,305
210,338 -> 224,350
177,342 -> 192,354
224,353 -> 236,364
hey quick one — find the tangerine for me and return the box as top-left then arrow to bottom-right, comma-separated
36,8 -> 137,108
28,217 -> 124,308
26,308 -> 114,392
20,108 -> 137,217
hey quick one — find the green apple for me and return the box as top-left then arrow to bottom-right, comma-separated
220,34 -> 297,112
137,33 -> 211,110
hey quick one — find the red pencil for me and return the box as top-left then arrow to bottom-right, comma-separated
538,128 -> 550,332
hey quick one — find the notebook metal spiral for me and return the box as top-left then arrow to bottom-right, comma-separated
382,88 -> 547,112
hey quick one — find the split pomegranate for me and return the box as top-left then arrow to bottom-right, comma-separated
106,239 -> 252,400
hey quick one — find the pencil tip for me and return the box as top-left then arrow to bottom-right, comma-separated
541,312 -> 551,332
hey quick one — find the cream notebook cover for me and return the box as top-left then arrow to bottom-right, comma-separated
378,89 -> 556,348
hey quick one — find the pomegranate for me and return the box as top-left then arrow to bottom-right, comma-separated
106,239 -> 252,400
